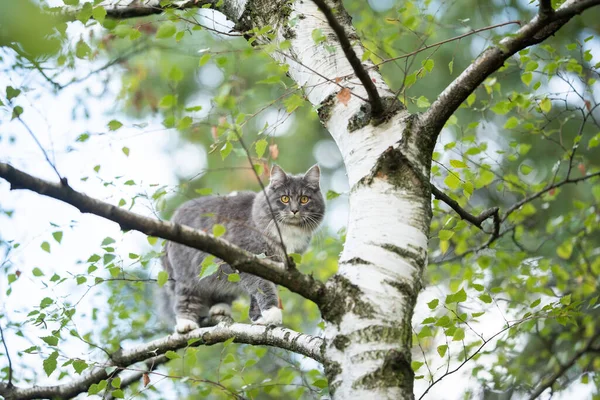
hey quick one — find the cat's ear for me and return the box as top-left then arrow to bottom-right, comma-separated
269,164 -> 288,187
303,164 -> 321,189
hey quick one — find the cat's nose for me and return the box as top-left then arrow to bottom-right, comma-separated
291,209 -> 299,214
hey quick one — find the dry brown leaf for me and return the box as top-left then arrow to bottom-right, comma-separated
269,144 -> 279,160
143,373 -> 150,387
337,88 -> 351,106
578,163 -> 586,175
211,126 -> 218,141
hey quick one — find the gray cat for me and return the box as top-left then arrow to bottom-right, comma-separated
161,164 -> 325,333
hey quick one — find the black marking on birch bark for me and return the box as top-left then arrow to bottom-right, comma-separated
344,257 -> 372,265
379,243 -> 426,270
352,349 -> 413,390
324,361 -> 342,393
321,275 -> 375,324
347,97 -> 405,132
384,279 -> 417,299
317,94 -> 336,123
332,335 -> 350,351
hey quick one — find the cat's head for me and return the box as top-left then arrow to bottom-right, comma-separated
262,164 -> 325,231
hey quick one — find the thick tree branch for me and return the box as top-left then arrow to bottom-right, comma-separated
311,0 -> 384,118
0,163 -> 327,307
0,322 -> 323,400
102,0 -> 208,19
420,0 -> 600,139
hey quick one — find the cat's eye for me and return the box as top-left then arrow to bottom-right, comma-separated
280,195 -> 290,203
300,196 -> 310,204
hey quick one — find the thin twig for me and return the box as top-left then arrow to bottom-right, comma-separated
368,21 -> 522,72
231,129 -> 289,267
0,322 -> 13,387
528,331 -> 600,399
311,0 -> 384,117
431,184 -> 498,230
14,112 -> 63,182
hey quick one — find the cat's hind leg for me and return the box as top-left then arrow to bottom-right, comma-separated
174,284 -> 209,333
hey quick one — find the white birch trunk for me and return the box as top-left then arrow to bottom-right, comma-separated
230,1 -> 432,398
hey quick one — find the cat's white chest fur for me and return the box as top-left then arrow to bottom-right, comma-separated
269,224 -> 311,254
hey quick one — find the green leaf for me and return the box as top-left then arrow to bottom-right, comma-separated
223,336 -> 236,347
439,230 -> 454,240
159,95 -> 175,108
72,360 -> 88,374
255,139 -> 268,158
312,379 -> 328,389
6,86 -> 21,100
520,164 -> 533,175
92,6 -> 107,23
437,345 -> 448,357
311,29 -> 326,43
41,336 -> 58,346
32,267 -> 44,277
157,271 -> 168,287
557,242 -> 573,259
289,253 -> 302,264
521,72 -> 533,86
76,276 -> 86,285
479,294 -> 492,303
111,377 -> 122,389
165,350 -> 180,360
147,236 -> 158,245
220,141 -> 233,160
108,120 -> 123,131
283,94 -> 305,113
427,299 -> 439,309
111,389 -> 124,399
449,159 -> 467,168
195,188 -> 213,196
41,241 -> 51,253
156,22 -> 177,39
422,59 -> 434,73
444,174 -> 460,190
467,93 -> 476,106
504,116 -> 519,129
12,106 -> 23,120
52,231 -> 63,243
122,147 -> 130,157
199,53 -> 211,66
228,273 -> 240,282
326,190 -> 340,200
452,328 -> 465,341
411,361 -> 424,371
540,98 -> 552,113
416,95 -> 430,108
213,224 -> 226,237
75,40 -> 91,59
199,261 -> 219,279
587,133 -> 600,149
43,351 -> 58,376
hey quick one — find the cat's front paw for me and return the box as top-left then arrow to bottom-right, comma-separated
253,307 -> 282,326
175,317 -> 200,333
